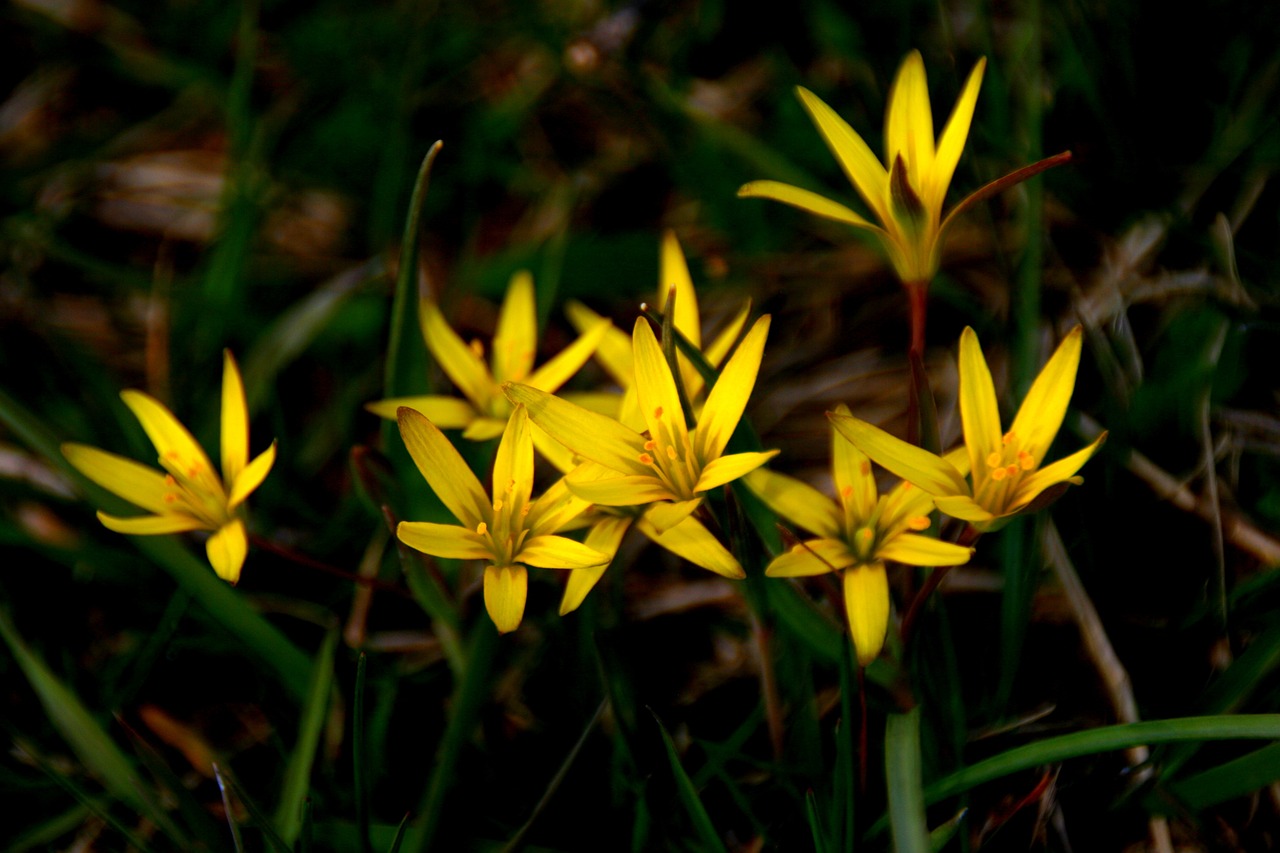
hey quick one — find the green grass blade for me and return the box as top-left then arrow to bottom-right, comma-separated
355,651 -> 372,853
214,763 -> 247,853
7,803 -> 93,853
886,709 -> 930,853
805,789 -> 829,853
928,809 -> 967,852
1170,741 -> 1280,809
220,766 -> 293,853
0,611 -> 184,845
277,628 -> 340,845
649,709 -> 728,853
386,813 -> 411,853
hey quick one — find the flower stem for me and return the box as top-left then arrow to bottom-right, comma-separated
904,280 -> 929,446
899,525 -> 980,647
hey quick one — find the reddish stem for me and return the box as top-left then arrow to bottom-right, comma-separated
904,280 -> 928,446
250,534 -> 412,599
899,525 -> 980,647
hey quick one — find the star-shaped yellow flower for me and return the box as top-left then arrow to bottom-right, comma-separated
396,403 -> 608,633
368,270 -> 610,440
62,351 -> 276,583
505,314 -> 777,542
740,51 -> 992,284
748,406 -> 973,665
829,326 -> 1107,533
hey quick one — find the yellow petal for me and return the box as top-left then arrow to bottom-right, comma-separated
631,317 -> 692,457
636,514 -> 744,579
492,271 -> 538,384
827,412 -> 969,497
559,515 -> 632,614
884,51 -> 934,205
517,535 -> 608,569
831,403 -> 878,527
364,395 -> 478,428
744,468 -> 842,539
525,473 -> 592,534
526,318 -> 612,394
694,314 -> 770,461
930,57 -> 985,214
228,441 -> 275,511
657,230 -> 701,351
566,300 -> 632,387
397,521 -> 492,560
844,562 -> 890,666
493,405 -> 534,513
694,449 -> 779,493
795,87 -> 891,224
97,511 -> 205,535
220,350 -> 248,485
765,538 -> 853,577
504,383 -> 649,476
567,473 -> 674,506
462,416 -> 508,441
483,564 -> 528,634
62,443 -> 171,514
396,407 -> 490,528
561,391 -> 622,417
419,299 -> 496,412
120,390 -> 218,487
643,498 -> 703,534
1008,326 -> 1083,466
1011,431 -> 1107,511
958,326 -> 1004,484
878,533 -> 973,567
737,181 -> 882,231
932,494 -> 997,526
207,519 -> 248,584
878,478 -> 936,537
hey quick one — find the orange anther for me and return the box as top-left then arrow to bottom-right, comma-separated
654,407 -> 664,419
469,339 -> 485,358
644,440 -> 656,451
493,499 -> 504,512
666,446 -> 678,460
840,485 -> 854,499
1002,431 -> 1016,445
1018,451 -> 1035,470
476,522 -> 488,535
1005,464 -> 1019,477
639,453 -> 653,465
859,461 -> 871,476
991,467 -> 1007,482
986,452 -> 1002,468
907,516 -> 930,531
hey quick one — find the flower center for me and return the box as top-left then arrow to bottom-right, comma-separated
638,407 -> 701,499
159,451 -> 228,527
975,430 -> 1036,512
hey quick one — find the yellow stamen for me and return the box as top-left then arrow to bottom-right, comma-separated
1002,431 -> 1016,445
476,522 -> 488,535
1005,464 -> 1019,478
666,446 -> 678,460
644,440 -> 656,451
493,499 -> 503,512
991,467 -> 1007,482
907,516 -> 930,531
639,453 -> 653,465
986,452 -> 1002,468
1018,451 -> 1035,471
654,406 -> 664,419
469,339 -> 485,358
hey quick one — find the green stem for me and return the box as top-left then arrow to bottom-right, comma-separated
885,708 -> 929,853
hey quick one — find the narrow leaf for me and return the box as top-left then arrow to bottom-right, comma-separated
277,628 -> 340,845
886,709 -> 930,853
649,709 -> 728,853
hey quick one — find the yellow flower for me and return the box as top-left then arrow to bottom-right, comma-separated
395,403 -> 608,633
61,351 -> 276,584
739,51 -> 987,284
565,231 -> 751,429
747,406 -> 973,665
829,326 -> 1107,533
505,314 -> 777,544
368,270 -> 610,440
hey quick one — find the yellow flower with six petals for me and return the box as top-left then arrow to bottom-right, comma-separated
368,270 -> 610,440
396,403 -> 608,633
829,326 -> 1106,533
62,351 -> 276,584
748,406 -> 973,665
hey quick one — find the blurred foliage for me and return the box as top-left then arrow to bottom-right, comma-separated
3,0 -> 1280,850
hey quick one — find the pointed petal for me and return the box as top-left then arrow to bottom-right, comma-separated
207,519 -> 247,584
939,151 -> 1073,238
493,405 -> 534,513
62,443 -> 171,514
831,403 -> 878,527
526,472 -> 592,534
637,514 -> 744,579
1012,431 -> 1107,511
526,318 -> 611,393
933,494 -> 998,525
566,300 -> 632,388
878,533 -> 973,567
566,473 -> 675,506
795,87 -> 891,223
827,412 -> 969,497
483,564 -> 528,634
560,516 -> 632,614
737,181 -> 882,231
632,317 -> 692,457
642,498 -> 703,534
419,299 -> 496,412
694,449 -> 779,493
396,407 -> 490,528
97,511 -> 205,535
561,391 -> 622,417
365,395 -> 478,428
878,479 -> 936,537
220,351 -> 248,484
228,441 -> 275,510
765,538 -> 853,577
120,390 -> 217,485
518,535 -> 608,569
695,315 -> 770,461
657,231 -> 701,351
505,383 -> 649,476
744,468 -> 842,539
1009,326 -> 1083,466
397,521 -> 492,560
930,57 -> 985,213
958,326 -> 1004,484
492,270 -> 538,384
884,51 -> 934,202
844,562 -> 890,666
